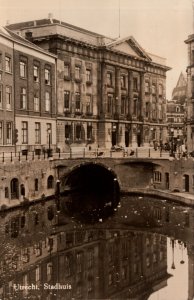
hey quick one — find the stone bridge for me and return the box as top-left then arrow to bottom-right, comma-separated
0,156 -> 193,209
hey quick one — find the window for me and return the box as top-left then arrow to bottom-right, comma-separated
107,72 -> 113,86
86,95 -> 92,114
20,88 -> 27,109
75,66 -> 81,80
133,98 -> 137,115
20,61 -> 27,78
159,84 -> 163,96
33,65 -> 39,82
0,84 -> 2,108
5,187 -> 9,198
64,64 -> 70,78
22,121 -> 28,144
47,262 -> 53,281
145,81 -> 150,93
87,124 -> 92,140
87,249 -> 94,268
45,68 -> 51,85
86,69 -> 92,82
45,92 -> 50,112
65,124 -> 71,140
145,102 -> 149,118
153,171 -> 162,182
5,56 -> 11,72
6,122 -> 12,144
121,96 -> 126,115
133,78 -> 138,91
35,266 -> 40,283
35,122 -> 41,144
34,92 -> 40,111
0,122 -> 3,144
75,92 -> 81,112
46,123 -> 52,144
35,178 -> 38,191
152,84 -> 156,94
75,124 -> 82,140
120,75 -> 126,88
76,252 -> 83,273
6,86 -> 11,110
65,255 -> 71,277
107,94 -> 113,114
47,175 -> 54,189
64,91 -> 70,111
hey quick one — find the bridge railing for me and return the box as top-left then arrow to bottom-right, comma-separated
0,147 -> 187,163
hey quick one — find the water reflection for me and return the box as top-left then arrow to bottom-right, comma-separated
0,194 -> 193,299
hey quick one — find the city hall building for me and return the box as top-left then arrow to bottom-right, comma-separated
7,16 -> 170,151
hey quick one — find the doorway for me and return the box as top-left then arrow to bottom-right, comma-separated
184,174 -> 189,192
10,178 -> 19,199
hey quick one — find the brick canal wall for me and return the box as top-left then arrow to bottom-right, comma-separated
0,157 -> 193,209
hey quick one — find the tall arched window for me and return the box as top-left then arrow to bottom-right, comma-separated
47,175 -> 54,189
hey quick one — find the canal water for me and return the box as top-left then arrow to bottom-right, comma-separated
0,193 -> 192,300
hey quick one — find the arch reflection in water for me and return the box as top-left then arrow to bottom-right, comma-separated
60,163 -> 120,222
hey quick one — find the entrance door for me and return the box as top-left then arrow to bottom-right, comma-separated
137,133 -> 141,147
10,178 -> 19,199
184,175 -> 189,192
165,173 -> 169,189
112,131 -> 117,146
125,130 -> 129,147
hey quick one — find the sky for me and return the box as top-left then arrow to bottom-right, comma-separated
0,0 -> 193,99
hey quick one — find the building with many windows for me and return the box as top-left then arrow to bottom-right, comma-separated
0,26 -> 57,153
166,72 -> 187,144
7,16 -> 170,150
0,28 -> 15,152
185,34 -> 194,151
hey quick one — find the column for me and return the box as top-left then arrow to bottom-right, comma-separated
140,72 -> 145,118
128,70 -> 133,117
115,67 -> 121,117
100,62 -> 107,116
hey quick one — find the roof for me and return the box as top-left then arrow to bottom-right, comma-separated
0,26 -> 56,59
6,17 -> 170,68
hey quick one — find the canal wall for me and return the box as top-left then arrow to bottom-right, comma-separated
0,157 -> 193,209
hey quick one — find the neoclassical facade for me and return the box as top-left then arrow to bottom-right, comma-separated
7,17 -> 170,150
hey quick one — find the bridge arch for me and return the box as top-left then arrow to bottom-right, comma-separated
60,162 -> 120,221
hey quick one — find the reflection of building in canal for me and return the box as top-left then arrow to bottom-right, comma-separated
0,219 -> 169,299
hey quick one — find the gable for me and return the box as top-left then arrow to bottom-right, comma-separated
113,41 -> 139,57
106,37 -> 151,60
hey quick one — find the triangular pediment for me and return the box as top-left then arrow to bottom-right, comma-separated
106,36 -> 151,60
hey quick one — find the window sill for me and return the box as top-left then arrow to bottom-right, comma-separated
5,71 -> 13,75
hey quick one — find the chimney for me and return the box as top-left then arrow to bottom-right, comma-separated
25,31 -> 33,41
48,13 -> 53,19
